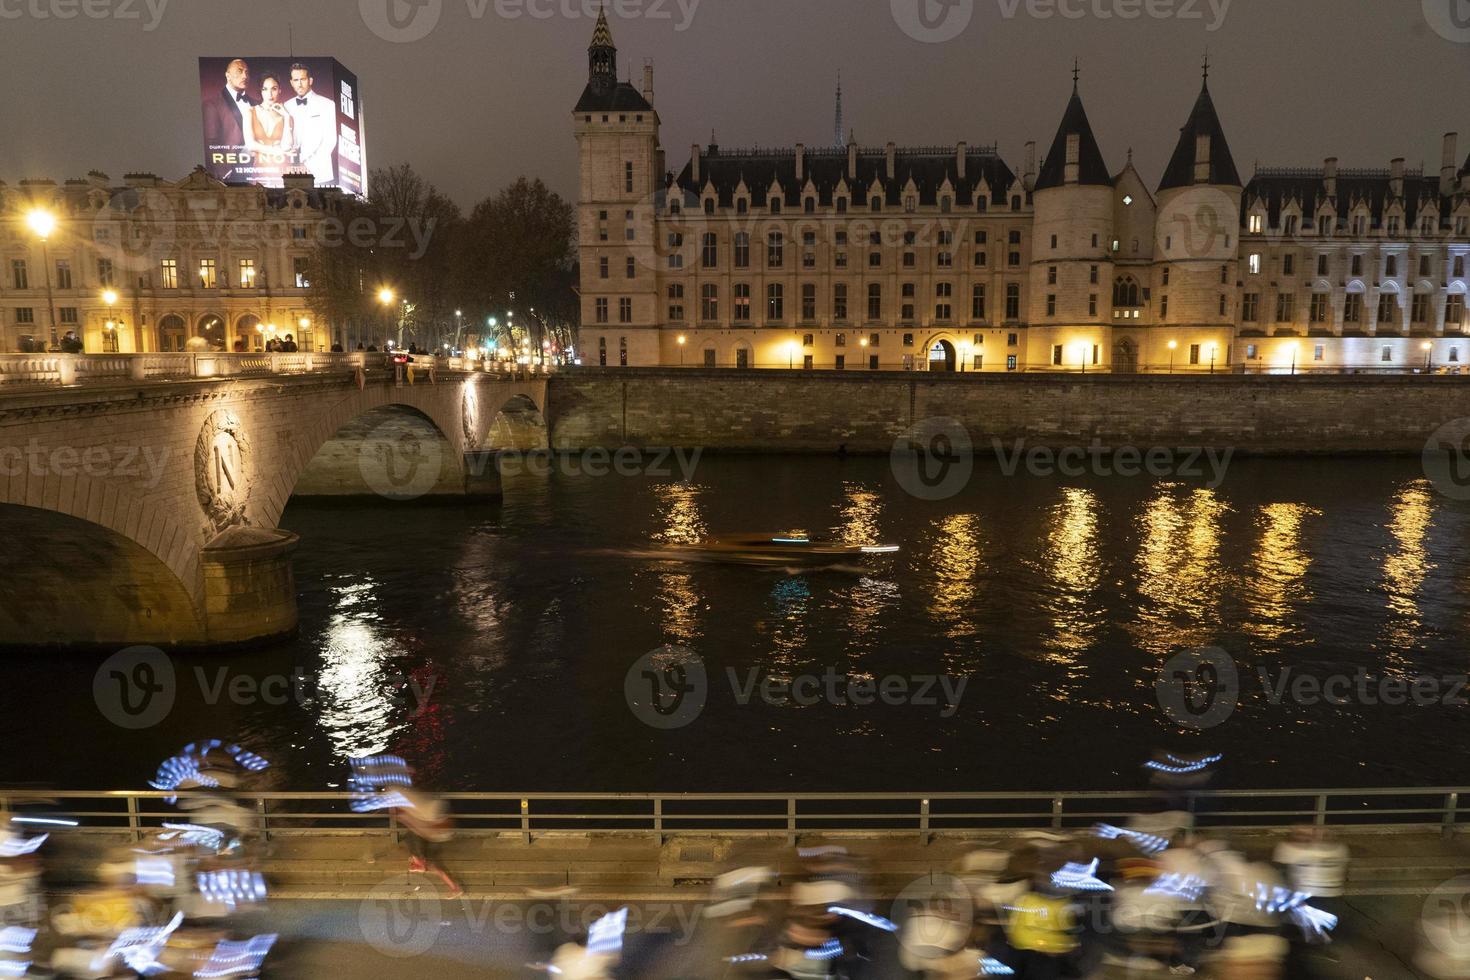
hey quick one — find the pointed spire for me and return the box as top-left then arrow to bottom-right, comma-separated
834,71 -> 844,149
1033,79 -> 1111,191
587,1 -> 616,90
1158,67 -> 1241,191
590,1 -> 613,48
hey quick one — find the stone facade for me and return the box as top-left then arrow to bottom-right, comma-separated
0,168 -> 346,355
573,14 -> 1470,375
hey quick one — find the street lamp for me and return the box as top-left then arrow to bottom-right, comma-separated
1209,343 -> 1219,375
102,289 -> 119,352
1423,341 -> 1434,373
1288,342 -> 1298,376
1075,342 -> 1089,374
788,339 -> 798,369
677,334 -> 686,365
1167,339 -> 1177,374
27,208 -> 58,346
958,341 -> 970,373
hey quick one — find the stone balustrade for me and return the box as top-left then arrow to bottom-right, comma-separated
0,351 -> 557,387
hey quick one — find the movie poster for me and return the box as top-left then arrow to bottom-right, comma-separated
199,56 -> 366,196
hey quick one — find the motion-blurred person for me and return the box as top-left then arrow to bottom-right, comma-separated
1272,826 -> 1348,904
1147,750 -> 1222,813
394,788 -> 463,898
1000,870 -> 1082,979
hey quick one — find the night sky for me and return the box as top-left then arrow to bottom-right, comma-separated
3,0 -> 1467,206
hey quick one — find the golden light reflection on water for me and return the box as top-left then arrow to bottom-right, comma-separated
316,578 -> 408,760
1381,481 -> 1436,660
928,513 -> 984,643
1039,488 -> 1102,692
1134,486 -> 1231,653
1244,503 -> 1321,643
652,483 -> 707,544
838,483 -> 883,546
652,483 -> 708,642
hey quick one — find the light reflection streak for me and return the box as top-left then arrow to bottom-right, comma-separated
652,483 -> 707,643
1034,489 -> 1103,703
927,513 -> 984,644
1134,486 -> 1231,654
1381,481 -> 1435,661
315,578 -> 409,760
1245,503 -> 1320,643
839,484 -> 897,644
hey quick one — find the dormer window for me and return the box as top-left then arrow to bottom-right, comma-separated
736,198 -> 748,215
770,198 -> 781,214
1284,215 -> 1298,235
1248,214 -> 1264,234
804,197 -> 815,214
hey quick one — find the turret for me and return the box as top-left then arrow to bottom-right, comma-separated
1154,66 -> 1243,358
1030,71 -> 1115,362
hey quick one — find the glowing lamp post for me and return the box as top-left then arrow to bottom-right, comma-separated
787,339 -> 798,369
1075,342 -> 1090,374
1209,343 -> 1219,375
677,334 -> 686,365
27,208 -> 59,345
1423,341 -> 1433,373
1167,339 -> 1177,374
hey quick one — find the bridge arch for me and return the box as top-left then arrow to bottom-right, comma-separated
485,392 -> 549,451
0,503 -> 206,647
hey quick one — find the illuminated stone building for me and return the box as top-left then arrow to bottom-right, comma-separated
0,168 -> 343,353
574,11 -> 1470,372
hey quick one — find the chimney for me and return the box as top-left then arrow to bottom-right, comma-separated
848,139 -> 858,181
885,142 -> 895,180
691,145 -> 700,184
1323,157 -> 1338,200
1390,157 -> 1405,199
957,141 -> 967,180
795,143 -> 804,183
282,171 -> 316,191
1193,133 -> 1212,184
642,60 -> 654,105
1442,133 -> 1459,197
1064,133 -> 1080,185
1023,140 -> 1037,190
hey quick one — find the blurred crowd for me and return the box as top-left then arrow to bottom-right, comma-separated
3,745 -> 1466,977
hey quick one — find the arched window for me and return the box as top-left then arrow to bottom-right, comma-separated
1112,277 -> 1142,319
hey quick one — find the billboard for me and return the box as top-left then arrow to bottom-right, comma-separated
199,56 -> 366,196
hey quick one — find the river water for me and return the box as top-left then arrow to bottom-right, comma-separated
8,455 -> 1470,795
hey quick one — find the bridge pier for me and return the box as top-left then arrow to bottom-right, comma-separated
200,527 -> 300,646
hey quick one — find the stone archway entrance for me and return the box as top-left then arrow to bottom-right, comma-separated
1114,338 -> 1139,374
927,339 -> 957,372
157,314 -> 187,352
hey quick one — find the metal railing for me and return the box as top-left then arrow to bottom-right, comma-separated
0,787 -> 1464,844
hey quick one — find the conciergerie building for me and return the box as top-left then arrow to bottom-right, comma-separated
574,9 -> 1470,374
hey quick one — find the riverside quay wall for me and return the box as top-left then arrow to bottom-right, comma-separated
544,369 -> 1470,454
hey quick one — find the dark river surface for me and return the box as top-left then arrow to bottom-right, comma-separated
7,455 -> 1470,795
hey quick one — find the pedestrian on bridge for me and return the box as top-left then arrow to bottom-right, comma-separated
395,788 -> 464,899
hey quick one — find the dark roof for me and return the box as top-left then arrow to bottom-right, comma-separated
1033,88 -> 1111,191
1243,167 -> 1453,230
574,81 -> 652,113
1158,83 -> 1240,191
1462,151 -> 1470,178
671,146 -> 1018,210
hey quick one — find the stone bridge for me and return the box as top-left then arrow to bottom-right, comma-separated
0,353 -> 548,649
